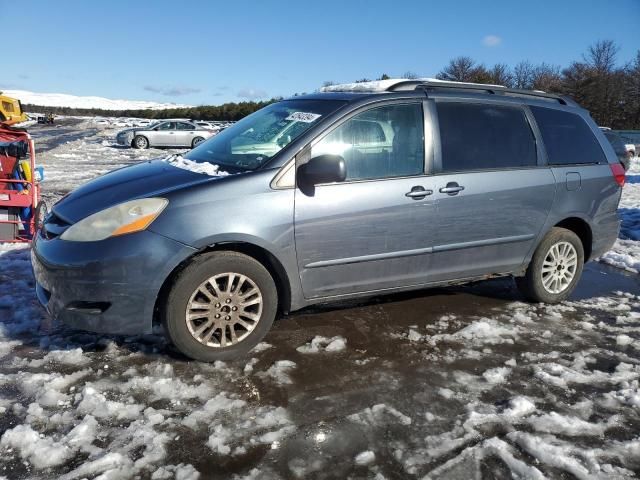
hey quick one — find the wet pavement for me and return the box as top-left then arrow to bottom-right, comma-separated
29,118 -> 98,154
0,119 -> 639,479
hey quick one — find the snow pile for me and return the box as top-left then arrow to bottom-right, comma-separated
427,318 -> 519,346
163,154 -> 230,177
601,160 -> 640,272
181,392 -> 294,456
296,335 -> 347,353
2,88 -> 192,110
257,360 -> 297,385
348,403 -> 412,426
354,450 -> 376,466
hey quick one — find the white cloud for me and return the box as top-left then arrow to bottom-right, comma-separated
237,88 -> 268,100
482,35 -> 502,47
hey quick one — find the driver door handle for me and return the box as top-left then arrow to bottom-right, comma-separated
439,182 -> 464,195
405,186 -> 433,199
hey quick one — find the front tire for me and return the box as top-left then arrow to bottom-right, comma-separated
516,227 -> 584,303
133,135 -> 149,149
162,251 -> 278,362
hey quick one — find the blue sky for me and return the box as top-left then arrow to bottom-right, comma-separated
2,0 -> 639,105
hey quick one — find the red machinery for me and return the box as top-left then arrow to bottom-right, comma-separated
0,124 -> 42,242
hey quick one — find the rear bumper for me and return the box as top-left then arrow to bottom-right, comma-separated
31,230 -> 196,335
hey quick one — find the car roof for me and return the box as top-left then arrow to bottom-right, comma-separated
286,78 -> 582,110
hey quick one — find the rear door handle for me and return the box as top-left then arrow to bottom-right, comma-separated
405,186 -> 433,199
439,182 -> 464,195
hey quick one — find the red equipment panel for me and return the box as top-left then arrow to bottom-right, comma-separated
0,125 -> 40,242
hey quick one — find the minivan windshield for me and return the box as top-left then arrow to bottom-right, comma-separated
185,99 -> 346,170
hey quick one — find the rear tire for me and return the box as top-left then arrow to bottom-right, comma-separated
516,227 -> 584,303
133,135 -> 149,149
192,136 -> 205,148
162,251 -> 278,362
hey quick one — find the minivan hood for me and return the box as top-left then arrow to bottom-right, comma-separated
53,159 -> 220,223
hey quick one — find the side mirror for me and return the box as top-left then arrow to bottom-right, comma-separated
297,154 -> 346,186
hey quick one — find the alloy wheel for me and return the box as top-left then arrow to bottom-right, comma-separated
541,241 -> 578,294
185,273 -> 263,347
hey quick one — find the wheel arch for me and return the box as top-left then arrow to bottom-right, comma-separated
153,241 -> 292,328
132,134 -> 149,148
554,216 -> 593,261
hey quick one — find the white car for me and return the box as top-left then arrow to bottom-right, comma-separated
195,121 -> 220,131
116,120 -> 217,149
626,145 -> 636,157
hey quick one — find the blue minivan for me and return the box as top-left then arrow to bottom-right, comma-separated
32,79 -> 623,361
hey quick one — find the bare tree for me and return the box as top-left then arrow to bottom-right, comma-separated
625,50 -> 640,128
513,61 -> 535,89
531,63 -> 563,92
436,56 -> 478,82
488,63 -> 514,87
585,39 -> 619,74
402,71 -> 419,79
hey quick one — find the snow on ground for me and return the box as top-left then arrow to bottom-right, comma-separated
601,157 -> 640,272
0,120 -> 639,478
2,89 -> 192,110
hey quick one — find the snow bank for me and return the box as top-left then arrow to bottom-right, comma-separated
600,163 -> 640,272
2,88 -> 192,110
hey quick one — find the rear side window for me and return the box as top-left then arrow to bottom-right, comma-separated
437,102 -> 537,172
604,131 -> 627,156
530,106 -> 607,165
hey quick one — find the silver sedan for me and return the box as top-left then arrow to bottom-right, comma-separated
116,120 -> 216,149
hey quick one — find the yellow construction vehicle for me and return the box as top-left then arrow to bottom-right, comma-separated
0,92 -> 30,126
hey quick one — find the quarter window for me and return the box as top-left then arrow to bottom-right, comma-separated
437,102 -> 537,172
311,103 -> 424,181
530,106 -> 607,165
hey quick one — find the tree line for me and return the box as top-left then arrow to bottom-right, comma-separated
25,40 -> 640,129
432,40 -> 639,130
24,100 -> 276,122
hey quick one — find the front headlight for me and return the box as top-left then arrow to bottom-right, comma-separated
60,198 -> 168,242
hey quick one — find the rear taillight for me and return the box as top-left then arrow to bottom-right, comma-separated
610,163 -> 626,187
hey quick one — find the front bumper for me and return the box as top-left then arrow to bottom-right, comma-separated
116,132 -> 133,146
31,229 -> 196,335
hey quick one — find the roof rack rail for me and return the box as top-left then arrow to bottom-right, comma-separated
388,80 -> 577,106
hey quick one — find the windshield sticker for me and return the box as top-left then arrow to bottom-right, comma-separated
285,112 -> 322,123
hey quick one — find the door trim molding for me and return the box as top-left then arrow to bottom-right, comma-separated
304,233 -> 534,268
432,233 -> 534,253
305,246 -> 434,268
